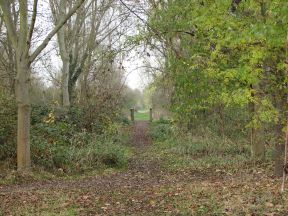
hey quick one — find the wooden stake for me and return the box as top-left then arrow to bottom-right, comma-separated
130,108 -> 134,122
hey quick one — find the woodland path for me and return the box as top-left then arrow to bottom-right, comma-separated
0,122 -> 215,215
1,122 -> 284,215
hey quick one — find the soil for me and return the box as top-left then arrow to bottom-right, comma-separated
0,122 -> 202,215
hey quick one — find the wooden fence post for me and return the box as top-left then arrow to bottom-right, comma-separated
130,108 -> 134,122
149,108 -> 153,122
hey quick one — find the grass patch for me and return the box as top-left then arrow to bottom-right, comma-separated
134,110 -> 150,121
148,120 -> 273,174
143,121 -> 288,215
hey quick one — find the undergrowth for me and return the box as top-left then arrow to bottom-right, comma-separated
143,120 -> 287,215
0,104 -> 133,184
30,120 -> 132,172
149,120 -> 274,174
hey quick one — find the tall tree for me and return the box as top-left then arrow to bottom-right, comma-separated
50,0 -> 117,106
147,0 -> 288,167
0,0 -> 86,170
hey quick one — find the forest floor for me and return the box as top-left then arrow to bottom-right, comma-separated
1,121 -> 288,216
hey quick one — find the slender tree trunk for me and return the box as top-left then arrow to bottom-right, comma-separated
274,95 -> 286,176
250,111 -> 265,160
249,85 -> 265,160
80,70 -> 89,104
79,51 -> 93,105
275,133 -> 285,176
250,129 -> 265,159
15,57 -> 31,170
57,0 -> 70,108
61,56 -> 70,107
281,32 -> 288,191
7,37 -> 16,95
218,104 -> 225,137
281,118 -> 288,192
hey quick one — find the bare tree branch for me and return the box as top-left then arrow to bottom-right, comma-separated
28,0 -> 38,43
0,0 -> 17,48
29,0 -> 86,63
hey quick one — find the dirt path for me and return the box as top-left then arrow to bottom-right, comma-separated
131,121 -> 151,148
0,122 -> 160,193
1,122 -> 286,215
0,121 -> 201,215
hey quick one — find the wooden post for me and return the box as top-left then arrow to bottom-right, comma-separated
130,108 -> 134,122
149,108 -> 153,122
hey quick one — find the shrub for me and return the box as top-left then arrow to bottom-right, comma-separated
75,137 -> 131,170
31,105 -> 50,124
0,91 -> 17,160
150,120 -> 173,141
30,118 -> 132,172
1,100 -> 132,173
117,116 -> 131,126
31,133 -> 131,172
30,120 -> 89,170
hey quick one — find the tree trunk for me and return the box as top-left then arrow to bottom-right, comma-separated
250,125 -> 265,160
274,96 -> 286,176
15,58 -> 31,171
57,0 -> 70,108
79,49 -> 93,105
275,140 -> 285,176
218,104 -> 225,137
58,27 -> 70,107
61,56 -> 70,107
249,85 -> 265,160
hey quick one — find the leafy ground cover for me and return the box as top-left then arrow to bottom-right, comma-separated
0,121 -> 287,215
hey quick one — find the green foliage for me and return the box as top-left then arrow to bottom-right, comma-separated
31,120 -> 132,172
0,100 -> 133,173
117,116 -> 131,126
0,90 -> 16,161
143,0 -> 288,169
149,121 -> 256,173
31,133 -> 131,172
31,105 -> 50,124
148,0 -> 288,132
150,120 -> 173,141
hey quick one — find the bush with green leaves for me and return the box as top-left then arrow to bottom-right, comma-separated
1,99 -> 132,172
31,105 -> 50,125
30,118 -> 132,172
31,131 -> 131,172
150,119 -> 173,141
0,90 -> 16,160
